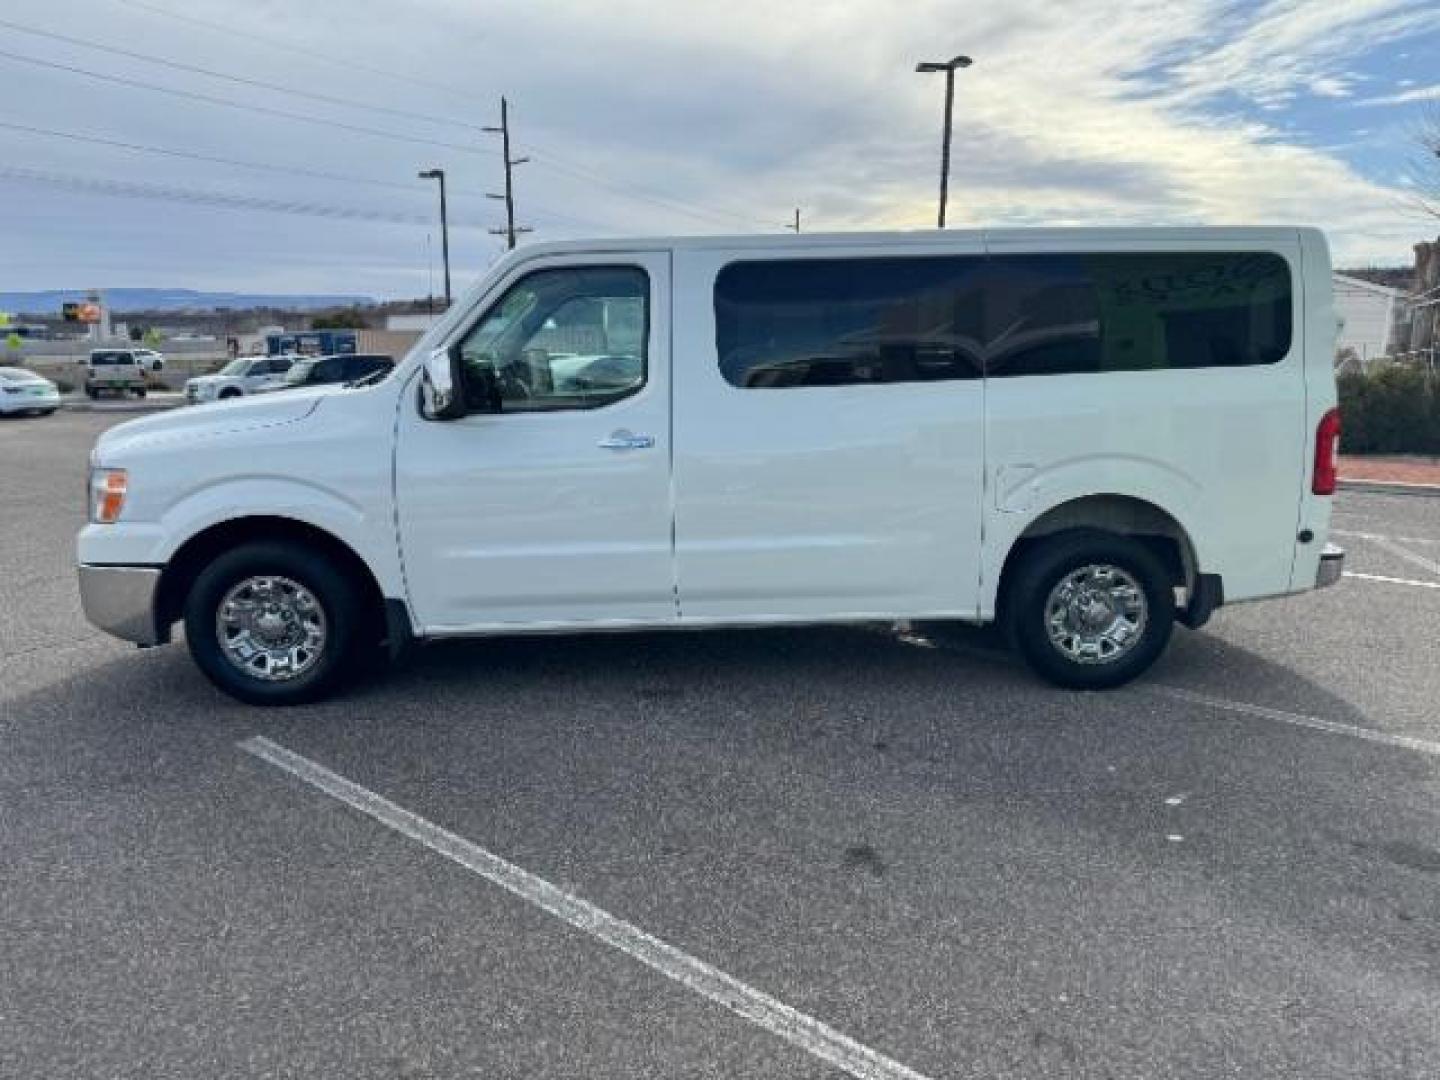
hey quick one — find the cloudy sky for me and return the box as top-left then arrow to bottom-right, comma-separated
1,0 -> 1438,299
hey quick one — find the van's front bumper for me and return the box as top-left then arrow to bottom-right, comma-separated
1316,543 -> 1344,589
78,564 -> 166,646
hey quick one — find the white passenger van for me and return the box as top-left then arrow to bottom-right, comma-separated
78,229 -> 1344,705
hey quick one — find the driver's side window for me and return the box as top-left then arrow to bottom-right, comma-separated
456,265 -> 648,413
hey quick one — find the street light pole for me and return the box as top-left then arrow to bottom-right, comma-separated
916,54 -> 972,228
417,168 -> 451,307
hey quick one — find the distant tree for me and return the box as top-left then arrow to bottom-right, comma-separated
143,327 -> 164,346
128,325 -> 145,342
310,306 -> 371,330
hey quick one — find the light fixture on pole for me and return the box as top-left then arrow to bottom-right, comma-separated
417,168 -> 451,307
915,54 -> 972,228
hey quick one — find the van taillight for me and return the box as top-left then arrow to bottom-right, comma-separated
1313,407 -> 1341,496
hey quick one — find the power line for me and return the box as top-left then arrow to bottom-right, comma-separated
0,119 -> 622,232
525,140 -> 776,229
0,119 -> 419,193
0,165 -> 492,227
0,164 -> 434,224
0,51 -> 497,157
113,0 -> 488,106
523,150 -> 759,231
0,16 -> 490,134
112,0 -> 779,232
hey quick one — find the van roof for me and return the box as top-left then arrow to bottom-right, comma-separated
500,226 -> 1321,262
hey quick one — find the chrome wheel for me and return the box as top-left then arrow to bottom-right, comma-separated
1043,563 -> 1148,666
215,575 -> 327,682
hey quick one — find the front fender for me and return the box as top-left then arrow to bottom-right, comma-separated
156,476 -> 370,559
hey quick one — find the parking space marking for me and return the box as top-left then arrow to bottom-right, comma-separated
239,736 -> 934,1080
1332,528 -> 1438,548
1153,687 -> 1440,758
1364,535 -> 1440,580
1343,571 -> 1440,591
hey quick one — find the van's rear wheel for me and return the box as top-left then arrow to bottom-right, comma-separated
184,541 -> 361,705
1006,531 -> 1174,690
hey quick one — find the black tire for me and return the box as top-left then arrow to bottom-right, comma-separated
219,389 -> 241,400
1004,530 -> 1175,690
134,387 -> 147,399
184,541 -> 363,705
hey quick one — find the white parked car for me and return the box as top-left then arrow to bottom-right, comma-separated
0,366 -> 61,416
184,355 -> 294,403
77,228 -> 1344,705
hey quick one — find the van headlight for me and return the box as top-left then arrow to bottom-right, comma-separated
89,467 -> 129,524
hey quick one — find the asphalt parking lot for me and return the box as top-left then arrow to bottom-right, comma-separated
4,411 -> 1438,1080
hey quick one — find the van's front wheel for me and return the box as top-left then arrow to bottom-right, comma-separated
184,541 -> 361,705
1006,531 -> 1174,690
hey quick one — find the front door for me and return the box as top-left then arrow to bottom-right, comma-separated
394,252 -> 675,631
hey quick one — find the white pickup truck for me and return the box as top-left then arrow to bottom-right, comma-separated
78,228 -> 1343,705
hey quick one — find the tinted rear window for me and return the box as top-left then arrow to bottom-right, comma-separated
714,251 -> 1293,386
985,252 -> 1292,377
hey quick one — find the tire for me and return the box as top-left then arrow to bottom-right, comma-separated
184,541 -> 364,705
219,389 -> 241,400
134,387 -> 147,399
1004,530 -> 1175,690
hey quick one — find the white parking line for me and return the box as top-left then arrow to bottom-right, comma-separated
1366,535 -> 1440,580
1344,571 -> 1440,591
1152,687 -> 1440,758
239,736 -> 934,1080
1332,528 -> 1439,548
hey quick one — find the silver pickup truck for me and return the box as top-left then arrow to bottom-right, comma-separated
85,350 -> 150,399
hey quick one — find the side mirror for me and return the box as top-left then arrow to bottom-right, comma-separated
419,345 -> 467,420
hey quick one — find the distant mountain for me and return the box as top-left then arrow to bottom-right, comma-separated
0,288 -> 373,315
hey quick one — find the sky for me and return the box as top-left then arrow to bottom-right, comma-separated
0,0 -> 1438,300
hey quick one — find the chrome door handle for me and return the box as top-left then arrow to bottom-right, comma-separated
598,431 -> 655,451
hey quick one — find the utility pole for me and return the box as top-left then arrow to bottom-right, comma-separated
916,54 -> 972,228
484,96 -> 531,249
790,208 -> 801,233
417,170 -> 451,306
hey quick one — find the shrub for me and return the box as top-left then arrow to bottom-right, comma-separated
1337,366 -> 1440,455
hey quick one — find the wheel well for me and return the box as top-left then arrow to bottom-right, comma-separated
155,516 -> 385,635
997,495 -> 1197,610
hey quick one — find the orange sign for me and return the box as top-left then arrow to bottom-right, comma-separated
62,301 -> 102,323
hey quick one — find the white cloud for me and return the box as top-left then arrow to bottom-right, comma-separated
1357,83 -> 1440,106
0,0 -> 1434,293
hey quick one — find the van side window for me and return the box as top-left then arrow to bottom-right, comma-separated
457,266 -> 649,412
985,252 -> 1292,376
714,257 -> 985,388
